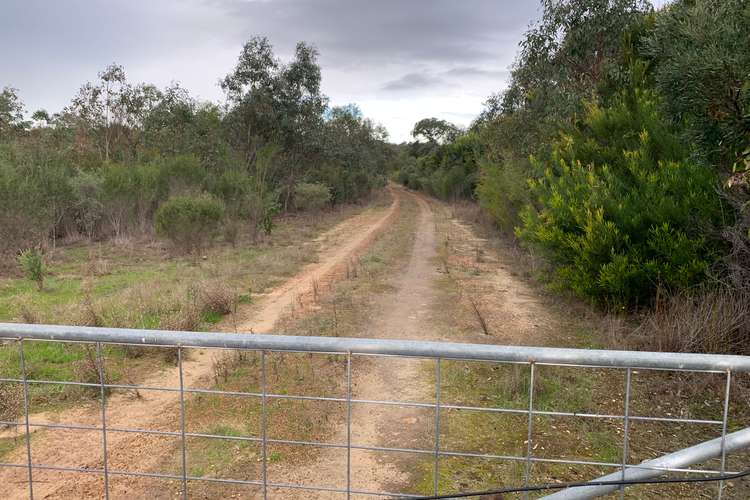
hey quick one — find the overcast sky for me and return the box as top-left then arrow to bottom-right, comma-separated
0,1 -> 656,142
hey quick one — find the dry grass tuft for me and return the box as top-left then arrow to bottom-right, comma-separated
190,281 -> 237,317
161,304 -> 202,332
13,294 -> 39,324
612,287 -> 750,355
0,381 -> 23,424
72,345 -> 108,395
212,351 -> 254,385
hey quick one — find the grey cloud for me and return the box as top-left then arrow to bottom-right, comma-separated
381,72 -> 449,92
214,0 -> 536,67
381,66 -> 509,94
0,0 -> 543,141
442,67 -> 510,79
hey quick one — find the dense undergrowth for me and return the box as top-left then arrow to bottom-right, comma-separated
395,0 -> 749,354
0,38 -> 396,268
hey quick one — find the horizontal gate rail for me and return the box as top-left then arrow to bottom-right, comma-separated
2,323 -> 750,371
1,322 -> 749,499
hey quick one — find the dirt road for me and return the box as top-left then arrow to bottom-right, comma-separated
2,187 -> 562,498
270,192 -> 443,498
268,191 -> 561,498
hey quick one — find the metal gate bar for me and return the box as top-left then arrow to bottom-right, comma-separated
543,426 -> 750,499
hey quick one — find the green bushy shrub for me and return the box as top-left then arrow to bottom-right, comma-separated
0,157 -> 52,261
476,156 -> 530,233
17,249 -> 45,291
294,182 -> 331,211
155,194 -> 225,254
518,89 -> 724,308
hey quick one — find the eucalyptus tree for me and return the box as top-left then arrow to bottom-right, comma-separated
502,0 -> 651,119
69,64 -> 161,163
0,87 -> 27,140
221,36 -> 328,207
644,0 -> 750,172
318,105 -> 389,203
411,118 -> 460,145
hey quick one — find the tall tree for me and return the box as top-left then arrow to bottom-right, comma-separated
411,118 -> 460,145
0,87 -> 27,139
222,37 -> 328,206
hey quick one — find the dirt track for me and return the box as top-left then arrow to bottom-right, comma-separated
2,186 -> 561,498
270,191 -> 442,498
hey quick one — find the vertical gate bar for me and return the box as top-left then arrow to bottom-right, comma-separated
177,346 -> 188,499
18,339 -> 34,500
433,358 -> 441,496
96,343 -> 110,500
523,362 -> 536,495
718,369 -> 731,500
619,368 -> 632,500
346,352 -> 352,499
261,350 -> 268,500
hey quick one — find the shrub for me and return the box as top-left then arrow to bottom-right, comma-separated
0,156 -> 57,263
294,182 -> 331,211
518,88 -> 724,308
476,156 -> 530,233
189,281 -> 236,317
70,170 -> 104,239
17,249 -> 45,291
222,219 -> 241,246
155,194 -> 224,254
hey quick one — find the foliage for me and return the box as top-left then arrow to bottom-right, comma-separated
470,0 -> 654,237
221,37 -> 327,204
316,105 -> 390,204
518,89 -> 723,307
294,182 -> 331,211
155,195 -> 225,254
70,170 -> 104,239
643,0 -> 750,170
0,38 -> 390,263
0,87 -> 27,138
398,127 -> 481,201
643,0 -> 750,290
502,0 -> 650,118
0,147 -> 60,258
17,249 -> 45,291
476,156 -> 530,233
411,118 -> 461,145
396,0 -> 749,312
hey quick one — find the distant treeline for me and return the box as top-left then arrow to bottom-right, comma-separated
0,37 -> 395,258
397,0 -> 749,310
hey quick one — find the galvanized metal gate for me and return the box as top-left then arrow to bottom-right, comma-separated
1,323 -> 748,499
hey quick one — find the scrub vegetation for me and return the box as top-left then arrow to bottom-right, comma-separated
395,0 -> 750,353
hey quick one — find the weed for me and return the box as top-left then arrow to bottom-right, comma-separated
212,351 -> 254,385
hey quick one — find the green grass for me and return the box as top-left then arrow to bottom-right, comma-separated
0,199 -> 381,432
0,435 -> 26,461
